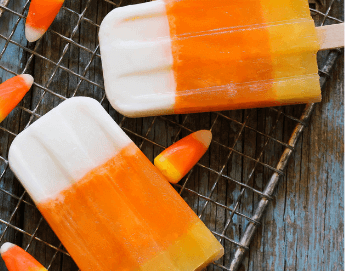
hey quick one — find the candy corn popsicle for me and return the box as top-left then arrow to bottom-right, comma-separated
0,74 -> 33,123
9,97 -> 224,271
99,0 -> 340,117
1,243 -> 47,271
155,130 -> 212,184
25,0 -> 64,42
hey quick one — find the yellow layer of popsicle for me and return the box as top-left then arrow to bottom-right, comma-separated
141,220 -> 223,271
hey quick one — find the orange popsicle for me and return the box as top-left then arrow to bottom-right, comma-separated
99,0 -> 322,117
0,74 -> 33,123
25,0 -> 65,42
0,243 -> 47,271
9,97 -> 224,270
155,130 -> 212,183
166,0 -> 321,114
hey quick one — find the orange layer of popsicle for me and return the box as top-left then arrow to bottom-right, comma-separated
164,0 -> 320,114
0,74 -> 33,123
154,130 -> 212,184
25,0 -> 64,42
38,143 -> 223,270
1,243 -> 47,271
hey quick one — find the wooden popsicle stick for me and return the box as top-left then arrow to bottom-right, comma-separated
317,23 -> 344,50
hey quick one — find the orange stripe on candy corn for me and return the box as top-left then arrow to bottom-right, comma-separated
1,243 -> 47,271
154,130 -> 212,183
0,74 -> 33,123
25,0 -> 65,42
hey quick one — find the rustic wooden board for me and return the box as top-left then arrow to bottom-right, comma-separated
0,0 -> 343,270
244,0 -> 344,269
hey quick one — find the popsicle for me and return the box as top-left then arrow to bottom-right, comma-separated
25,0 -> 64,42
99,0 -> 342,117
8,97 -> 224,271
0,74 -> 34,123
155,130 -> 212,184
0,242 -> 47,271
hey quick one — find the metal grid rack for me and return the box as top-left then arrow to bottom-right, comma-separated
0,0 -> 342,270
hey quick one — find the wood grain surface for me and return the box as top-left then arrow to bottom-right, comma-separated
317,23 -> 344,50
0,0 -> 343,270
0,0 -> 9,17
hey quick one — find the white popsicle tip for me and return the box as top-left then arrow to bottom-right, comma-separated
0,242 -> 15,255
193,130 -> 212,148
19,74 -> 34,88
25,25 -> 45,42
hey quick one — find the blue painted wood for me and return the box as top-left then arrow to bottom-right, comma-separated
246,53 -> 343,271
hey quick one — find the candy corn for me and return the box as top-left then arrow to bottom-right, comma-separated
0,242 -> 47,271
154,130 -> 212,184
25,0 -> 65,42
0,74 -> 33,123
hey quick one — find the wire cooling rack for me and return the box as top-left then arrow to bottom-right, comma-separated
0,0 -> 343,270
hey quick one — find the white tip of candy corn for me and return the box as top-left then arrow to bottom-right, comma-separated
193,130 -> 212,148
18,74 -> 34,88
25,25 -> 45,42
0,243 -> 15,254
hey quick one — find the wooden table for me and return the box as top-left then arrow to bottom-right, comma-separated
0,0 -> 343,270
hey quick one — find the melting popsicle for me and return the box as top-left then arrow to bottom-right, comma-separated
99,0 -> 342,117
25,0 -> 64,42
0,243 -> 47,271
0,74 -> 33,123
155,130 -> 212,184
8,97 -> 224,271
